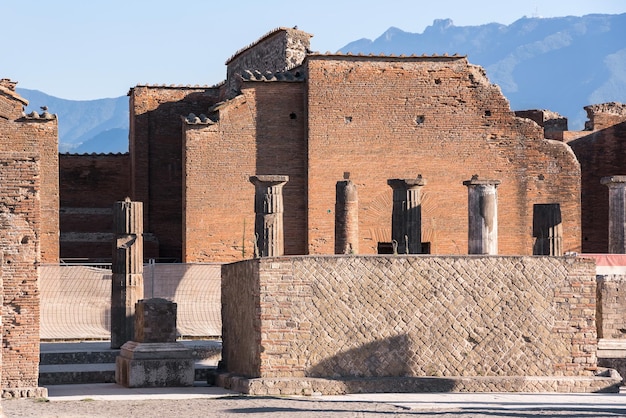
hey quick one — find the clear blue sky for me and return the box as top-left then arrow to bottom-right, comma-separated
3,0 -> 625,100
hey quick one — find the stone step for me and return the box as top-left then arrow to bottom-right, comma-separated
39,362 -> 216,385
40,340 -> 222,365
39,340 -> 221,385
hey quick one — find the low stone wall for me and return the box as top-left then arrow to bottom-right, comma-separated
221,255 -> 621,393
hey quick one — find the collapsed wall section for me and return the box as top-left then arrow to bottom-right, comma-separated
305,55 -> 581,256
221,255 -> 615,393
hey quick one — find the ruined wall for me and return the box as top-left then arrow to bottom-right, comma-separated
568,103 -> 626,253
130,86 -> 220,261
59,153 -> 131,260
225,27 -> 311,98
597,274 -> 626,339
0,81 -> 58,262
222,256 -> 598,380
0,153 -> 41,391
182,80 -> 306,262
305,56 -> 581,255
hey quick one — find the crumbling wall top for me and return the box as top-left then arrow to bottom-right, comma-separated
0,78 -> 28,106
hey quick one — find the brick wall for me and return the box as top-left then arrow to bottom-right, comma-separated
222,255 -> 598,379
130,86 -> 220,261
0,90 -> 58,263
59,153 -> 131,260
596,274 -> 626,339
305,56 -> 581,256
182,81 -> 306,262
0,153 -> 41,389
568,105 -> 626,253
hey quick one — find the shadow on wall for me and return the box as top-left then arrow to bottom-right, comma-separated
307,333 -> 457,392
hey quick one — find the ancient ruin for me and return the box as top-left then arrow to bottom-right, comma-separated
116,298 -> 194,388
1,26 -> 626,396
111,198 -> 144,349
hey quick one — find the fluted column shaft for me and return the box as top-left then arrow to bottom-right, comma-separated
602,176 -> 626,254
250,175 -> 289,257
388,177 -> 426,254
532,203 -> 563,256
463,176 -> 500,255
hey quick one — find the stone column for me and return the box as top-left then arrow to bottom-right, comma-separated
335,177 -> 359,254
601,176 -> 626,253
111,198 -> 144,349
532,203 -> 563,256
250,175 -> 289,257
463,175 -> 500,255
387,176 -> 426,254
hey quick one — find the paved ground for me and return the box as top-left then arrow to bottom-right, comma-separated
3,384 -> 626,417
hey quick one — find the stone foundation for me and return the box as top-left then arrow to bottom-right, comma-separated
221,255 -> 618,394
2,387 -> 48,399
217,372 -> 622,395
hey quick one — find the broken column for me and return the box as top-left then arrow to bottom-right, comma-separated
601,176 -> 626,253
387,176 -> 426,254
335,175 -> 359,254
463,175 -> 500,255
532,203 -> 563,256
250,175 -> 289,257
116,298 -> 194,387
111,198 -> 144,349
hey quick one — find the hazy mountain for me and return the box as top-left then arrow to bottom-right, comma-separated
16,88 -> 129,153
340,13 -> 626,130
13,13 -> 626,153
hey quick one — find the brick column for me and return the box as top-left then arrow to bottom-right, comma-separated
601,176 -> 626,253
463,175 -> 500,255
111,198 -> 144,349
387,176 -> 426,254
250,175 -> 289,257
532,203 -> 563,256
335,178 -> 359,254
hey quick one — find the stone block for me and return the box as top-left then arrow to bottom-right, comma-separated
115,341 -> 194,388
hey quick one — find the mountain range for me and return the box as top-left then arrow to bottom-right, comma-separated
17,13 -> 626,153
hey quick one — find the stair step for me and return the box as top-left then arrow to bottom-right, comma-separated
39,362 -> 215,385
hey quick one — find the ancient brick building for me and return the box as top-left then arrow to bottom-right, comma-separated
567,103 -> 626,253
0,79 -> 53,396
176,27 -> 582,262
61,27 -> 626,263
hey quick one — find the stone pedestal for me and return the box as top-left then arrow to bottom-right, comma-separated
250,175 -> 289,257
463,176 -> 500,255
335,179 -> 359,254
116,298 -> 194,388
387,176 -> 426,254
601,176 -> 626,253
111,198 -> 144,349
532,203 -> 563,256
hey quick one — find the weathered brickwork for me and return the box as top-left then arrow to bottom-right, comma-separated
596,274 -> 626,339
221,255 -> 610,392
225,27 -> 311,98
129,86 -> 220,261
182,81 -> 306,262
568,104 -> 626,253
0,153 -> 42,391
0,82 -> 58,263
305,56 -> 581,256
59,153 -> 131,260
